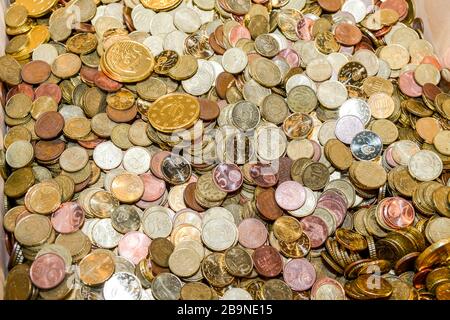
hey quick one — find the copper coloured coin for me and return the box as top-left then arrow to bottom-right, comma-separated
21,60 -> 51,84
78,137 -> 106,149
51,202 -> 85,234
34,139 -> 66,162
256,188 -> 284,221
276,157 -> 293,185
252,246 -> 283,278
106,104 -> 137,123
139,172 -> 166,202
380,197 -> 415,229
212,163 -> 243,193
6,83 -> 35,101
301,215 -> 328,248
399,71 -> 423,97
249,163 -> 278,187
35,83 -> 62,104
35,111 -> 64,140
94,71 -> 123,92
30,253 -> 66,289
183,182 -> 205,212
380,0 -> 408,18
209,33 -> 226,55
238,218 -> 268,249
229,25 -> 251,47
318,0 -> 343,12
422,83 -> 442,101
74,174 -> 92,193
150,151 -> 171,179
198,98 -> 220,121
283,258 -> 316,291
334,23 -> 362,46
215,72 -> 235,99
80,66 -> 98,85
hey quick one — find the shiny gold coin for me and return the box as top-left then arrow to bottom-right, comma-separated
147,93 -> 200,133
102,40 -> 154,82
140,0 -> 182,11
273,216 -> 303,243
15,0 -> 58,17
110,173 -> 144,203
335,228 -> 368,251
180,282 -> 214,300
25,181 -> 61,215
5,4 -> 28,28
79,250 -> 115,286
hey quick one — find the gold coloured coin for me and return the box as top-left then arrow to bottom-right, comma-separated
147,93 -> 200,133
102,40 -> 154,83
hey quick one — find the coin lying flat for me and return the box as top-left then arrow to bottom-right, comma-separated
2,0 -> 450,302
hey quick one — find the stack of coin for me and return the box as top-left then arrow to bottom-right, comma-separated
1,0 -> 450,301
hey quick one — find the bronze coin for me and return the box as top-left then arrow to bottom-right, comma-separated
209,32 -> 226,55
249,163 -> 279,187
215,72 -> 236,99
252,245 -> 283,278
198,98 -> 220,121
106,104 -> 138,123
422,83 -> 442,101
149,237 -> 174,268
277,157 -> 294,185
21,60 -> 51,84
34,139 -> 66,162
35,111 -> 64,140
150,151 -> 171,179
256,188 -> 284,221
183,182 -> 205,212
94,71 -> 123,92
35,83 -> 62,104
6,83 -> 35,101
80,66 -> 98,85
334,23 -> 362,46
318,0 -> 343,12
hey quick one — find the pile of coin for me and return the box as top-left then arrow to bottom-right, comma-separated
1,0 -> 450,301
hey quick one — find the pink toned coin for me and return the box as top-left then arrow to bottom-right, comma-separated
277,49 -> 299,68
283,258 -> 316,291
80,66 -> 99,84
421,55 -> 443,71
310,140 -> 322,162
212,163 -> 243,193
381,197 -> 415,229
238,218 -> 268,249
275,181 -> 306,211
385,146 -> 398,167
6,83 -> 35,101
335,115 -> 364,144
21,60 -> 51,84
51,202 -> 85,234
140,173 -> 166,202
399,71 -> 423,97
35,83 -> 62,104
229,25 -> 251,47
301,216 -> 328,248
30,253 -> 66,289
150,151 -> 171,179
94,71 -> 123,92
296,17 -> 314,41
135,193 -> 166,209
249,163 -> 279,187
118,231 -> 152,265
